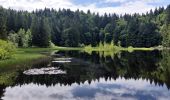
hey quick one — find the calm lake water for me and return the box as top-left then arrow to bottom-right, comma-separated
1,50 -> 170,100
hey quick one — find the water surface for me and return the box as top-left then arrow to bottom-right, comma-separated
1,50 -> 170,100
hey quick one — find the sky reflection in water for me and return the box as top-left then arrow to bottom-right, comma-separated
2,77 -> 170,100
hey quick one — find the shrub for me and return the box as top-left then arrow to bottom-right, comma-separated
0,40 -> 16,60
0,48 -> 9,59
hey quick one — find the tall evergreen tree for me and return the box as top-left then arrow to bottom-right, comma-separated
31,16 -> 40,47
31,16 -> 51,47
162,5 -> 170,47
62,27 -> 80,47
0,7 -> 7,40
39,17 -> 51,47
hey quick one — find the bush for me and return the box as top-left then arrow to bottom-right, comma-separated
0,48 -> 9,60
0,40 -> 16,60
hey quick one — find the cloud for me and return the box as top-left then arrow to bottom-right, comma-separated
0,0 -> 169,15
105,0 -> 163,3
76,1 -> 156,15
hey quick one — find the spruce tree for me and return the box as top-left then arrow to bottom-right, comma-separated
0,7 -> 7,40
31,16 -> 51,47
39,17 -> 51,47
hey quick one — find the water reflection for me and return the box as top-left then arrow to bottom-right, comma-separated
1,50 -> 170,100
2,78 -> 170,100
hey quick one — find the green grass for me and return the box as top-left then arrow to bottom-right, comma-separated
0,47 -> 62,68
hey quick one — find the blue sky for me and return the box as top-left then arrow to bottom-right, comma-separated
0,0 -> 170,14
71,0 -> 121,7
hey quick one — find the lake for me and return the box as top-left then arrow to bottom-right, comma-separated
0,50 -> 170,100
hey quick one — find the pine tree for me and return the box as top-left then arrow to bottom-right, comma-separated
31,16 -> 51,47
165,5 -> 170,24
162,5 -> 170,47
31,16 -> 41,47
39,17 -> 51,47
0,7 -> 7,40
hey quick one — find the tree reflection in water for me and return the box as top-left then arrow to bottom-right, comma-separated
1,50 -> 170,100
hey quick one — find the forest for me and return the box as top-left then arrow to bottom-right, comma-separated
1,2 -> 170,99
0,4 -> 170,59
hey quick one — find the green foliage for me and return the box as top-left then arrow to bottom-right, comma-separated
84,32 -> 92,44
0,5 -> 169,47
18,28 -> 26,47
62,27 -> 80,47
161,25 -> 170,47
105,33 -> 112,43
0,48 -> 9,60
25,29 -> 32,47
0,39 -> 16,60
8,31 -> 19,47
165,5 -> 170,24
0,7 -> 7,40
161,5 -> 170,47
104,23 -> 114,33
7,28 -> 32,47
40,17 -> 51,47
31,17 -> 51,47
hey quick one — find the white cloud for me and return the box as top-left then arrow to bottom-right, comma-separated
105,0 -> 162,3
78,1 -> 156,15
0,0 -> 168,15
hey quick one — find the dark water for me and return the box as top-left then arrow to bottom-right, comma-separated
1,50 -> 170,100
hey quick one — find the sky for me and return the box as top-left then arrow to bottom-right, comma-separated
0,0 -> 170,15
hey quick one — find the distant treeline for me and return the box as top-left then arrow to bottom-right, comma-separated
0,5 -> 170,47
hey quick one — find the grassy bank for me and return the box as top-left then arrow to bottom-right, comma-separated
0,48 -> 51,85
0,48 -> 50,69
0,47 -> 64,68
